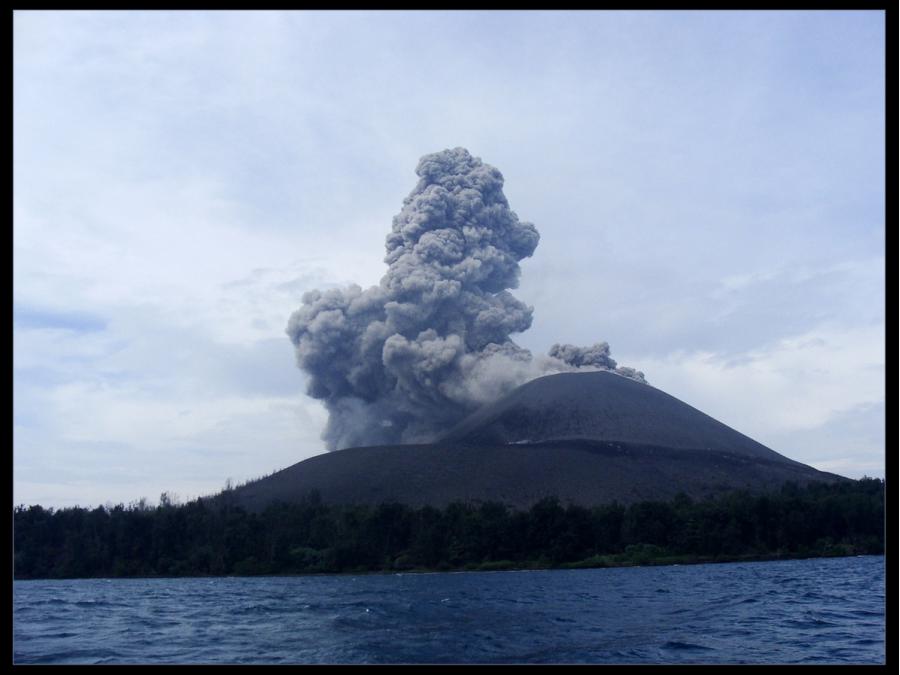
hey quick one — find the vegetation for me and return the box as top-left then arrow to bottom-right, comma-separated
13,478 -> 884,579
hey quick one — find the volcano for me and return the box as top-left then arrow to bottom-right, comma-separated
442,371 -> 791,461
229,371 -> 845,511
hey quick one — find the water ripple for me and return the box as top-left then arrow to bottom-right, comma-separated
13,555 -> 885,665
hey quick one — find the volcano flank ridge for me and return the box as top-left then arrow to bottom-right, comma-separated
229,371 -> 845,512
441,370 -> 796,463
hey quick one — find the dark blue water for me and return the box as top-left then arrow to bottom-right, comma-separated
13,555 -> 884,664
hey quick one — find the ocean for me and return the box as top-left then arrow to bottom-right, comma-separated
13,554 -> 885,664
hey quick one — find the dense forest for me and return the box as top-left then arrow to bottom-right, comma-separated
14,478 -> 884,580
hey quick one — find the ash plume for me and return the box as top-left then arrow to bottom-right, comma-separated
287,148 -> 645,450
548,342 -> 647,384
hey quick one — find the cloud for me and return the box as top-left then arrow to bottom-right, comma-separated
630,322 -> 884,476
13,306 -> 108,333
13,287 -> 333,508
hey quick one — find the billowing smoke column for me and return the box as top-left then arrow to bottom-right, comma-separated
287,148 -> 645,450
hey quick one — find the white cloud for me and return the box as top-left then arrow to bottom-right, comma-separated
628,322 -> 885,476
13,287 -> 334,508
15,363 -> 329,508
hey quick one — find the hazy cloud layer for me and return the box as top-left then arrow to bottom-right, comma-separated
633,321 -> 885,472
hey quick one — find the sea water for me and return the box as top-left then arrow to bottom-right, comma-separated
13,554 -> 885,664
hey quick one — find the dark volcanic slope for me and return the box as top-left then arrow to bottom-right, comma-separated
442,371 -> 793,463
231,440 -> 843,512
230,371 -> 845,511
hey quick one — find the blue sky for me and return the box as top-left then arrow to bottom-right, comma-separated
14,10 -> 885,508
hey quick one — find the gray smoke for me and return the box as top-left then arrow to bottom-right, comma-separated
287,148 -> 646,450
548,342 -> 647,384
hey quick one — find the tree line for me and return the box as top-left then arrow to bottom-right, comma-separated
13,478 -> 884,579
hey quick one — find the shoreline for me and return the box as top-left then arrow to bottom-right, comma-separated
13,551 -> 883,583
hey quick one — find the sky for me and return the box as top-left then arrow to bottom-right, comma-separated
13,10 -> 886,509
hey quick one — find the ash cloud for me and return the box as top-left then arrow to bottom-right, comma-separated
287,148 -> 645,450
548,342 -> 647,383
